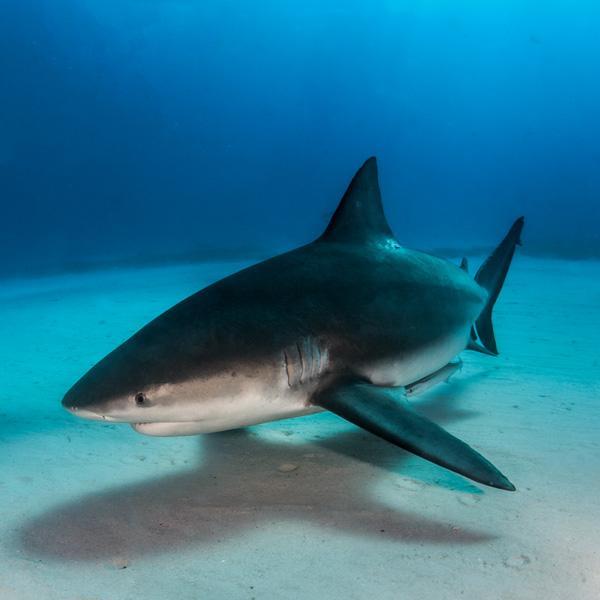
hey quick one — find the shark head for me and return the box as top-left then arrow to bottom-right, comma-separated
62,337 -> 195,425
61,353 -> 205,425
61,298 -> 280,432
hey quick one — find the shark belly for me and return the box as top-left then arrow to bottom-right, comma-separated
362,326 -> 471,387
132,400 -> 323,437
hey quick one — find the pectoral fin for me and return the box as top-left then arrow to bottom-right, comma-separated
313,381 -> 515,491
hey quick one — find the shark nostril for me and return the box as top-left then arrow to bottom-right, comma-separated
61,395 -> 76,413
64,406 -> 105,421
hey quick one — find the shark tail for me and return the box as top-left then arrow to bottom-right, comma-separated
473,217 -> 525,355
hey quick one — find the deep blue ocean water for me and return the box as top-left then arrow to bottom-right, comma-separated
1,1 -> 599,277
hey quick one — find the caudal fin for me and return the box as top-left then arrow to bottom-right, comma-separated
474,217 -> 525,355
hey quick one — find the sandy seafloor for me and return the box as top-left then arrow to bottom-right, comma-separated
0,255 -> 598,600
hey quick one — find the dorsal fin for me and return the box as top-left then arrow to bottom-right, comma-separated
318,157 -> 394,244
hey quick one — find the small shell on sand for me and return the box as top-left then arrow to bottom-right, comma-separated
111,557 -> 130,570
277,463 -> 299,473
457,494 -> 481,506
393,477 -> 423,491
503,555 -> 531,569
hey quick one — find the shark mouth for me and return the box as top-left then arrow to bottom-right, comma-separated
131,421 -> 209,437
64,407 -> 119,422
66,405 -> 207,435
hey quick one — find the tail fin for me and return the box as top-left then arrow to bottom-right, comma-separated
473,217 -> 525,355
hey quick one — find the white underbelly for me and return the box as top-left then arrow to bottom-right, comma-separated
134,374 -> 322,436
363,328 -> 470,387
132,401 -> 323,437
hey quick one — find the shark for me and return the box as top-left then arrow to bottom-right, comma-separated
63,157 -> 524,491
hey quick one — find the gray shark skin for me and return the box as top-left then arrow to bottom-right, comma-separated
63,157 -> 524,491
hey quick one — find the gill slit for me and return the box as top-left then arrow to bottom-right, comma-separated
283,349 -> 292,388
296,341 -> 305,383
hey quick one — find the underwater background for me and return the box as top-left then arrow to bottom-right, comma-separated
1,2 -> 599,600
1,0 -> 599,277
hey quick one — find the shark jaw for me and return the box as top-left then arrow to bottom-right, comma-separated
64,404 -> 212,434
131,404 -> 323,437
63,406 -> 117,422
131,421 -> 209,436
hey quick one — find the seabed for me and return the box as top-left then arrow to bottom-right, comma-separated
0,257 -> 598,599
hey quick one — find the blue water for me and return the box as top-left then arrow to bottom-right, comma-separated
1,1 -> 599,277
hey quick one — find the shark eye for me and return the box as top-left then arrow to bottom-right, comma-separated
134,392 -> 147,406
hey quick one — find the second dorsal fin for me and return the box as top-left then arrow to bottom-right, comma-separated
318,157 -> 395,244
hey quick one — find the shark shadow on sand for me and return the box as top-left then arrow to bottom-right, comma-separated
16,376 -> 502,563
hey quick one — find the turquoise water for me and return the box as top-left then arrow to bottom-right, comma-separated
1,2 -> 599,599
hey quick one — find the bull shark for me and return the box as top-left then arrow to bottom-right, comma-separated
63,157 -> 523,491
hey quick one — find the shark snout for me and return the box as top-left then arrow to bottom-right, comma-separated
61,395 -> 105,421
61,387 -> 112,421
